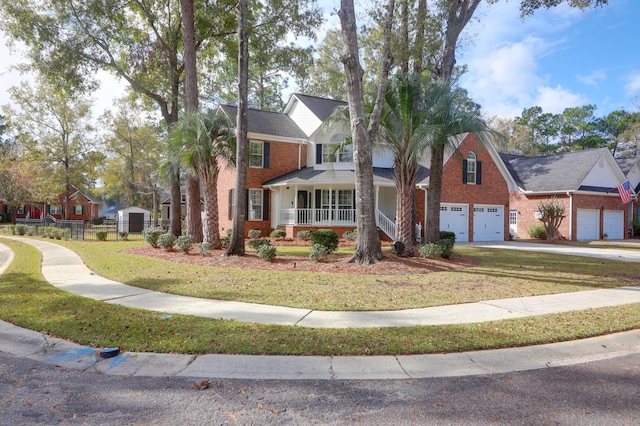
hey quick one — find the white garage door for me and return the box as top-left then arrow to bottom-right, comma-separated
603,210 -> 624,240
440,204 -> 468,243
576,209 -> 599,240
473,205 -> 504,242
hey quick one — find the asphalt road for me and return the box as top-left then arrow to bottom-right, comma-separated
2,351 -> 639,425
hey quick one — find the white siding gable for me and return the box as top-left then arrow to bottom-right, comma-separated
581,152 -> 626,188
627,160 -> 640,190
285,97 -> 322,137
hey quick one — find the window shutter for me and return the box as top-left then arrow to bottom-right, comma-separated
228,189 -> 233,220
263,190 -> 269,221
477,161 -> 482,185
263,142 -> 270,169
462,160 -> 468,184
316,144 -> 322,165
245,189 -> 249,219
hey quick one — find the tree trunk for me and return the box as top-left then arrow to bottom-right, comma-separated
202,166 -> 222,248
426,143 -> 444,243
394,165 -> 418,257
180,0 -> 203,242
226,0 -> 249,256
426,0 -> 481,244
338,0 -> 384,265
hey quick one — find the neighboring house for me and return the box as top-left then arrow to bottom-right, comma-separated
502,148 -> 632,240
14,185 -> 100,223
616,157 -> 640,227
160,191 -> 204,227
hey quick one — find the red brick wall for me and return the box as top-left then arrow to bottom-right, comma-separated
440,133 -> 510,241
218,140 -> 307,237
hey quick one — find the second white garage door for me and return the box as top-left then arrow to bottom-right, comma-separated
473,205 -> 504,242
603,210 -> 624,240
576,209 -> 599,240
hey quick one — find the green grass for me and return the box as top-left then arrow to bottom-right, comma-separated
2,238 -> 640,355
46,239 -> 640,311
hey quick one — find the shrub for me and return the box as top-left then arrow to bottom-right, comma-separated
439,231 -> 456,244
176,234 -> 194,253
220,235 -> 230,248
342,229 -> 357,241
437,238 -> 455,259
419,243 -> 443,259
92,218 -> 104,225
7,225 -> 16,235
257,244 -> 277,261
15,224 -> 27,235
158,233 -> 177,251
270,229 -> 286,239
27,226 -> 38,236
96,230 -> 108,241
309,243 -> 332,262
0,212 -> 8,223
59,228 -> 71,240
248,229 -> 261,239
310,229 -> 339,253
248,238 -> 270,251
632,220 -> 640,235
296,230 -> 312,240
225,228 -> 233,237
527,223 -> 547,240
142,226 -> 165,247
118,231 -> 129,240
198,241 -> 212,256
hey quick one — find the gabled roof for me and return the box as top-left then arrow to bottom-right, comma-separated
615,157 -> 638,175
262,166 -> 430,188
288,94 -> 347,122
218,105 -> 307,140
500,148 -> 621,193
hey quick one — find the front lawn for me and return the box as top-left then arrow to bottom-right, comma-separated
2,238 -> 640,355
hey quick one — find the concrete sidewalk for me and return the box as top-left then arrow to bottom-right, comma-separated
1,236 -> 640,380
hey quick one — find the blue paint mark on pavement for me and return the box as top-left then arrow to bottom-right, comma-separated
47,347 -> 96,363
107,353 -> 131,369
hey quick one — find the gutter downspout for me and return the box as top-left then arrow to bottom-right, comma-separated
567,191 -> 573,241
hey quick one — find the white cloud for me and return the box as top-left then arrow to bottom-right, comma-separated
534,86 -> 588,114
624,72 -> 640,96
577,70 -> 607,87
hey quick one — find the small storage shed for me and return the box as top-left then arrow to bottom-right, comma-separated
117,207 -> 150,233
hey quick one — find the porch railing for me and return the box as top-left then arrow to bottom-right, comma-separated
375,209 -> 422,242
279,208 -> 357,227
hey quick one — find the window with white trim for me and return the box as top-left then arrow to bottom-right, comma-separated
74,205 -> 83,215
466,152 -> 476,184
49,205 -> 62,215
322,143 -> 353,163
249,140 -> 264,168
509,210 -> 518,225
17,206 -> 24,214
248,189 -> 263,220
338,190 -> 353,209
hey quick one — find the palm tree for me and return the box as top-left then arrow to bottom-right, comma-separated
379,75 -> 492,254
169,110 -> 235,248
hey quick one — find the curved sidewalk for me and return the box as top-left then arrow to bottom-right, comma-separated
1,236 -> 640,380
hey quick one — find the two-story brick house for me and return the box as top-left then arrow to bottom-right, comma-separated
216,94 -> 519,242
14,184 -> 100,223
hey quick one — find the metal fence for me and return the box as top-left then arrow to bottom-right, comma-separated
13,220 -> 164,241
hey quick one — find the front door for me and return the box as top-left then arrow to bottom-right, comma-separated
297,191 -> 309,224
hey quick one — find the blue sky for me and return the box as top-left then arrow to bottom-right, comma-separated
458,0 -> 640,119
1,0 -> 638,121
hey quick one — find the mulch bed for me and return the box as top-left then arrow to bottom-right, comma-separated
124,240 -> 481,275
